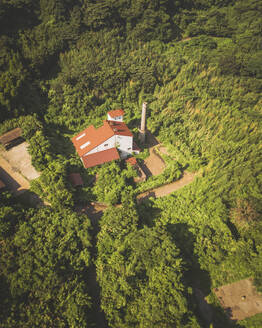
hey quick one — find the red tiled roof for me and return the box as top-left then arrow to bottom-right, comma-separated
69,173 -> 83,187
108,109 -> 125,118
72,119 -> 133,157
72,122 -> 114,157
82,148 -> 120,168
107,120 -> 133,137
126,157 -> 137,166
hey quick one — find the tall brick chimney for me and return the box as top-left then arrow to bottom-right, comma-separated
139,102 -> 147,144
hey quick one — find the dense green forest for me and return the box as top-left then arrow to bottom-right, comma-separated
0,0 -> 262,327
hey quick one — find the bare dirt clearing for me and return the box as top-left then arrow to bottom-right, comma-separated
1,142 -> 40,180
0,142 -> 40,195
139,132 -> 166,177
137,131 -> 197,201
214,278 -> 262,321
0,156 -> 30,194
158,145 -> 169,156
137,171 -> 197,202
142,147 -> 166,177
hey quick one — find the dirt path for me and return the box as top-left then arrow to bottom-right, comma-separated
0,156 -> 30,194
137,172 -> 197,202
138,132 -> 166,178
143,147 -> 166,176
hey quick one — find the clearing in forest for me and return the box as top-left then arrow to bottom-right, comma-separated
141,146 -> 166,177
138,131 -> 166,178
0,142 -> 40,195
0,156 -> 30,194
214,278 -> 262,321
1,142 -> 40,180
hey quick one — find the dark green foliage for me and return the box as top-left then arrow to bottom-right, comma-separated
27,130 -> 53,170
0,0 -> 38,34
0,114 -> 41,136
97,204 -> 200,327
0,49 -> 27,119
0,194 -> 22,238
1,0 -> 262,327
0,36 -> 45,122
30,160 -> 74,208
0,206 -> 92,327
93,161 -> 135,205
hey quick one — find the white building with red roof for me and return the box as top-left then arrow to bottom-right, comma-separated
72,109 -> 140,168
107,109 -> 124,122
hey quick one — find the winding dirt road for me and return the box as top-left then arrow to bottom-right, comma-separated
137,171 -> 197,202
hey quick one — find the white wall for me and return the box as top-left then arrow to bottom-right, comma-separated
83,135 -> 133,159
117,135 -> 133,158
107,114 -> 123,122
84,136 -> 116,156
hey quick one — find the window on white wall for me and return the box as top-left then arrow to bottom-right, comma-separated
104,144 -> 108,147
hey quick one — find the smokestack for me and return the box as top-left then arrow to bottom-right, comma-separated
139,102 -> 147,143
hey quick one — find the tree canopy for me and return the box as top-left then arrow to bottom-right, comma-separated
0,0 -> 261,327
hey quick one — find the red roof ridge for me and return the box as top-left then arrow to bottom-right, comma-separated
106,120 -> 133,137
108,109 -> 125,118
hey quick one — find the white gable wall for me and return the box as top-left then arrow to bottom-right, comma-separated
84,136 -> 116,156
107,113 -> 123,122
83,135 -> 133,159
117,135 -> 133,158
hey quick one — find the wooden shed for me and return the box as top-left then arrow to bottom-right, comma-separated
69,173 -> 84,187
0,128 -> 23,150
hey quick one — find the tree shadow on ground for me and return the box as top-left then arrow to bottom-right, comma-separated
45,124 -> 75,156
138,159 -> 152,179
0,167 -> 20,193
137,198 -> 160,227
146,130 -> 159,147
167,222 -> 245,328
83,205 -> 108,328
15,190 -> 49,208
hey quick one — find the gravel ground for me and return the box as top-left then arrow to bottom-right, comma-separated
1,142 -> 40,180
0,156 -> 30,194
214,278 -> 262,321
